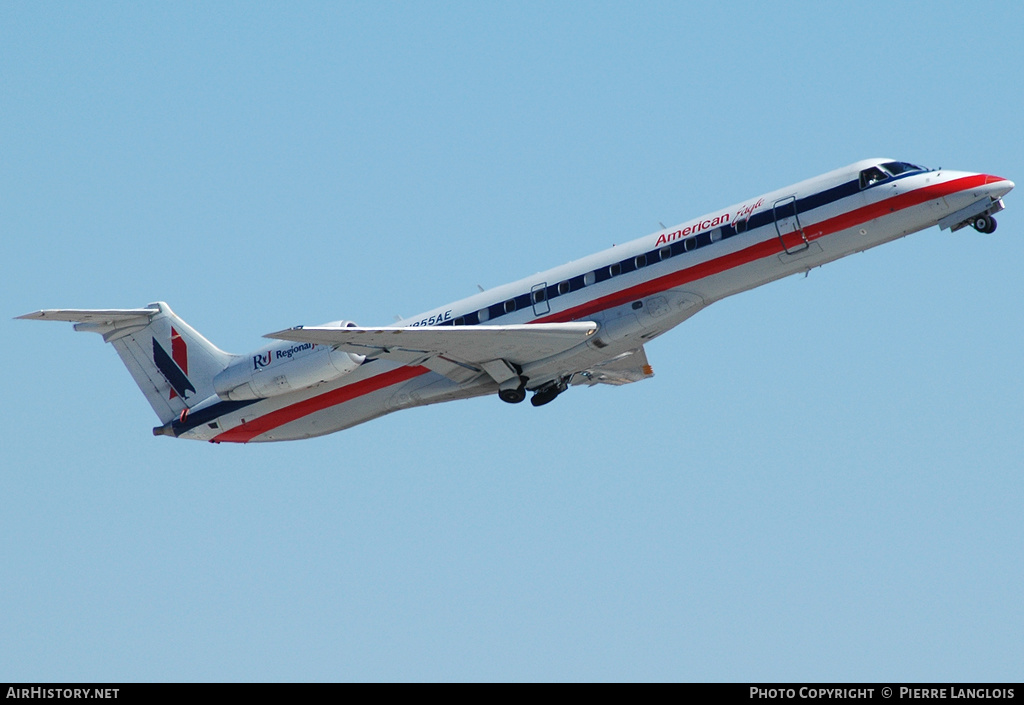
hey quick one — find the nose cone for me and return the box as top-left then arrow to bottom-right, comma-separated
985,174 -> 1014,199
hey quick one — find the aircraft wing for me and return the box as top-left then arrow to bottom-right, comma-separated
264,322 -> 598,383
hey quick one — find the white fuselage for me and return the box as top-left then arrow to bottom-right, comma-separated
175,159 -> 1012,442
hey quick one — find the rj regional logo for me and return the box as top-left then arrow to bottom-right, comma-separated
252,343 -> 316,370
253,351 -> 272,369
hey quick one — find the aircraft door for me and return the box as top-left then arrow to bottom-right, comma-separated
773,196 -> 810,254
531,282 -> 550,317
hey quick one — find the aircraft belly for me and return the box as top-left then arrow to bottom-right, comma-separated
678,219 -> 897,305
242,383 -> 406,441
242,371 -> 491,442
820,201 -> 943,260
698,223 -> 909,315
688,247 -> 804,302
172,361 -> 416,442
251,394 -> 393,441
385,371 -> 492,411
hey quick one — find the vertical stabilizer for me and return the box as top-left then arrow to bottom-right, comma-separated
17,302 -> 238,425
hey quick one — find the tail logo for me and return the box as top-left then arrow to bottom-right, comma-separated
153,328 -> 196,400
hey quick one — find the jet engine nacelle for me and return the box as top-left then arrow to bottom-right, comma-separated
214,321 -> 365,401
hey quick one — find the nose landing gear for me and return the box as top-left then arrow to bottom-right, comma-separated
971,214 -> 997,233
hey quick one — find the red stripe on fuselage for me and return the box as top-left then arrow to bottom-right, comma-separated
537,173 -> 995,324
214,173 -> 994,442
213,365 -> 429,443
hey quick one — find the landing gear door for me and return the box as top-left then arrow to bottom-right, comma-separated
773,196 -> 810,254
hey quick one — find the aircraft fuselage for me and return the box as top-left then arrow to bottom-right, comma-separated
20,159 -> 1013,442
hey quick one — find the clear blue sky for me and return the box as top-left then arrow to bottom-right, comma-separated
3,1 -> 1022,682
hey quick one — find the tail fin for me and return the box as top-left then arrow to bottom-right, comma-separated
17,302 -> 236,425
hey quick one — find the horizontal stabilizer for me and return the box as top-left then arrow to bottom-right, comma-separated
17,308 -> 158,324
17,302 -> 233,425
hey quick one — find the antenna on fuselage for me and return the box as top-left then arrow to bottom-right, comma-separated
477,284 -> 485,293
659,221 -> 667,229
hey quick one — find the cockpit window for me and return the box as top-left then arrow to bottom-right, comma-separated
859,167 -> 889,188
881,161 -> 927,176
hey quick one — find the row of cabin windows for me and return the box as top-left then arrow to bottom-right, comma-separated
451,226 -> 732,326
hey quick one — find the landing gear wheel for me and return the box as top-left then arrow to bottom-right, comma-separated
529,379 -> 568,407
530,388 -> 560,407
972,215 -> 997,233
498,377 -> 526,404
499,386 -> 526,404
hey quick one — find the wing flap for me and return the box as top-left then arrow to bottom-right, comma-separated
571,346 -> 655,386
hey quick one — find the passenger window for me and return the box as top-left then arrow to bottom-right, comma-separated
584,271 -> 596,286
504,299 -> 516,313
659,246 -> 671,261
532,289 -> 546,303
609,263 -> 621,276
859,167 -> 889,188
735,218 -> 748,234
684,237 -> 696,252
453,317 -> 465,326
634,254 -> 647,268
478,307 -> 490,322
557,280 -> 570,295
710,229 -> 722,242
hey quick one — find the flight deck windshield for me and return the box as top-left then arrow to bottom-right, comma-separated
881,161 -> 927,176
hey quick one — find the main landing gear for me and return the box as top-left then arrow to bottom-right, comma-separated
971,214 -> 997,234
496,376 -> 569,407
498,376 -> 527,404
530,378 -> 568,407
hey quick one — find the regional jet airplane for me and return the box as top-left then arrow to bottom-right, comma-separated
19,159 -> 1013,443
